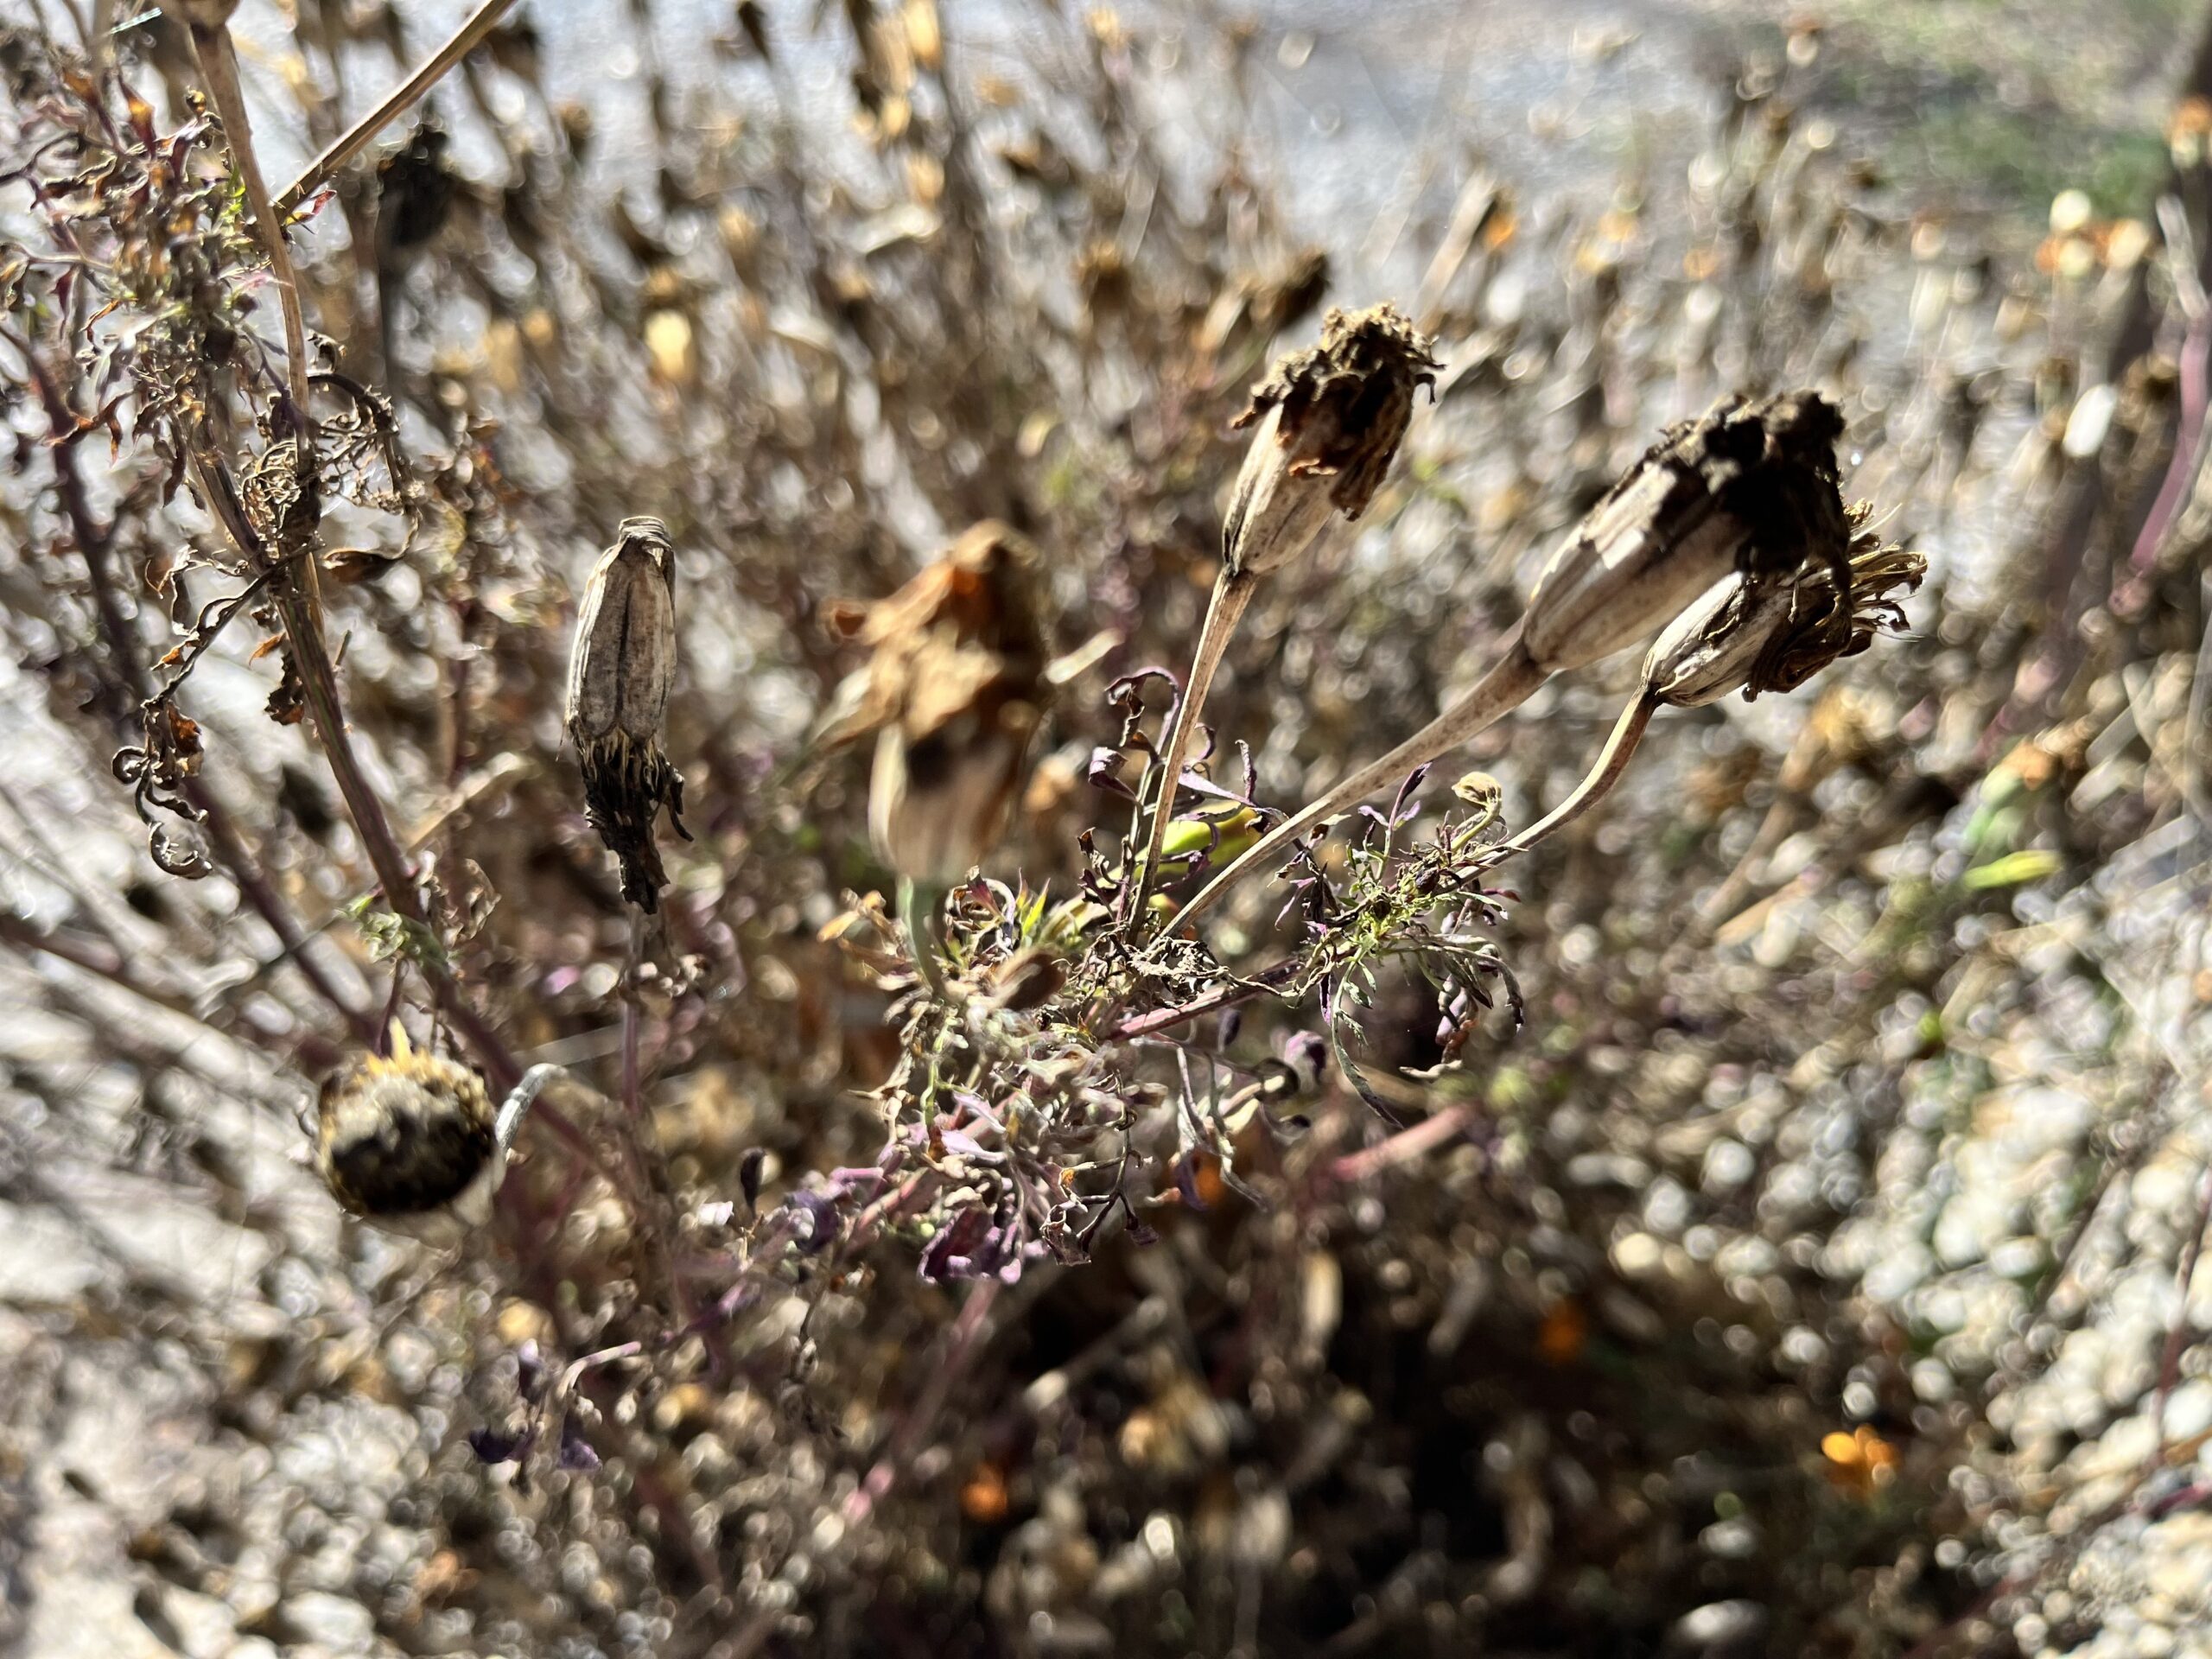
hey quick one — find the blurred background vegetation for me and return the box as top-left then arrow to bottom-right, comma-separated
3,1 -> 2212,1656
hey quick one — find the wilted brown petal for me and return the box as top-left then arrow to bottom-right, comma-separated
817,523 -> 1051,885
1643,515 -> 1927,708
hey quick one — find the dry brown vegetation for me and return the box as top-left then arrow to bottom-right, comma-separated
3,4 -> 2212,1656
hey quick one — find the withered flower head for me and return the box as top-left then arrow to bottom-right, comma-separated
315,1027 -> 525,1245
820,523 -> 1051,886
1643,514 -> 1925,708
565,515 -> 690,911
1223,302 -> 1441,575
1522,391 -> 1850,674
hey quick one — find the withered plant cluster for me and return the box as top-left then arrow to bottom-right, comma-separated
4,5 -> 2212,1658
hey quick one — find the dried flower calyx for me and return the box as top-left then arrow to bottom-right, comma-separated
818,522 -> 1052,886
1522,391 -> 1852,674
566,515 -> 689,911
1643,514 -> 1925,709
1224,302 -> 1440,574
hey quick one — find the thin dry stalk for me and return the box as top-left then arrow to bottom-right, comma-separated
1491,694 -> 1658,859
1173,629 -> 1548,929
1130,566 -> 1256,912
183,20 -> 315,462
22,349 -> 372,1040
274,0 -> 521,216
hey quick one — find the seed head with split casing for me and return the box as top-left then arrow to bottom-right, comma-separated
1222,302 -> 1442,576
1490,518 -> 1928,861
566,515 -> 690,912
1522,391 -> 1851,674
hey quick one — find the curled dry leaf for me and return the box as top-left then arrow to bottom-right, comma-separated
817,521 -> 1052,886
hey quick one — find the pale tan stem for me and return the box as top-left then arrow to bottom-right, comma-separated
1174,629 -> 1550,930
1491,693 -> 1656,859
274,0 -> 519,216
188,23 -> 315,455
1132,567 -> 1257,918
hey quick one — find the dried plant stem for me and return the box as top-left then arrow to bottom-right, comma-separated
20,350 -> 372,1041
187,22 -> 315,460
274,0 -> 519,216
1132,567 -> 1256,918
1174,629 -> 1548,930
620,910 -> 685,1319
1104,957 -> 1302,1040
1491,694 -> 1658,859
1332,1102 -> 1478,1185
843,1277 -> 1002,1529
2148,1150 -> 2212,1472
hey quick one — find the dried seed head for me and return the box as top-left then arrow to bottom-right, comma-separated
315,1026 -> 500,1243
820,522 -> 1051,885
1223,302 -> 1440,575
565,516 -> 690,911
1643,515 -> 1926,707
1523,391 -> 1850,674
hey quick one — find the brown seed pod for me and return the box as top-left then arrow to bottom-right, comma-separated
1523,391 -> 1851,674
315,1030 -> 556,1245
565,516 -> 690,911
1173,391 -> 1859,931
817,522 -> 1051,886
1223,302 -> 1441,575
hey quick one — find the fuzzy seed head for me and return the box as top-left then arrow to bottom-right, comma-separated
1223,302 -> 1440,576
315,1029 -> 500,1241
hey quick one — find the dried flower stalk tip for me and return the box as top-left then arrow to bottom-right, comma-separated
1523,391 -> 1851,674
1137,302 -> 1437,921
818,522 -> 1051,887
566,515 -> 689,912
1643,515 -> 1926,709
1223,302 -> 1440,575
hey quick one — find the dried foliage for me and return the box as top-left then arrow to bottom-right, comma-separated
4,5 -> 2212,1659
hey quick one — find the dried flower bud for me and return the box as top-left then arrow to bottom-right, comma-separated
1643,518 -> 1926,708
1523,391 -> 1850,674
1223,302 -> 1440,575
819,523 -> 1051,886
566,516 -> 689,911
315,1028 -> 515,1244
